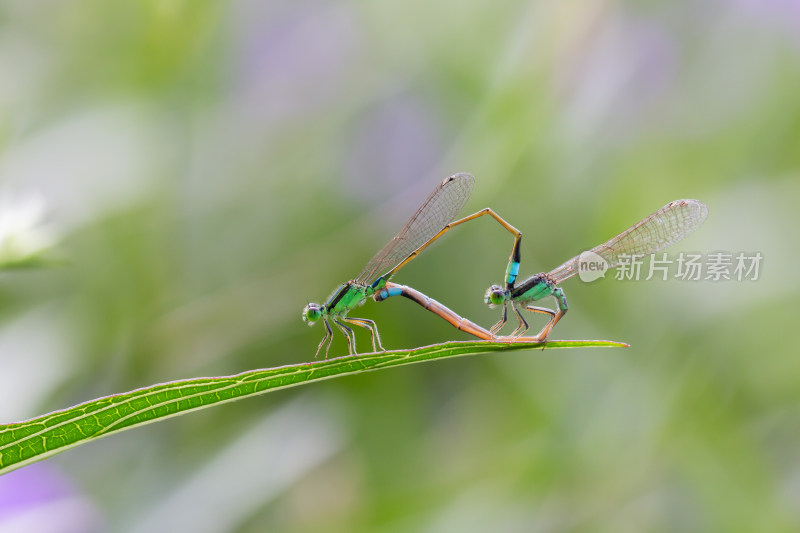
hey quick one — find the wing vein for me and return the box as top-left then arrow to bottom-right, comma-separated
547,199 -> 708,284
356,173 -> 475,284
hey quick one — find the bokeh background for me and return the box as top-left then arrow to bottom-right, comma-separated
1,0 -> 799,531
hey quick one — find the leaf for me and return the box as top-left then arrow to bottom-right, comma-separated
0,339 -> 627,475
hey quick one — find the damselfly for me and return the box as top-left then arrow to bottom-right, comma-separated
303,173 -> 521,357
484,199 -> 709,341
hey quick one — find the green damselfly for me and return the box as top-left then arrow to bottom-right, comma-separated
303,173 -> 521,357
484,199 -> 709,341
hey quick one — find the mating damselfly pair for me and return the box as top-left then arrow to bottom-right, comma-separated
303,173 -> 708,357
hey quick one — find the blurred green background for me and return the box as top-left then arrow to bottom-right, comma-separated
1,0 -> 799,531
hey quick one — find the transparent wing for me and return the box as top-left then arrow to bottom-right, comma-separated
547,199 -> 708,284
356,173 -> 475,284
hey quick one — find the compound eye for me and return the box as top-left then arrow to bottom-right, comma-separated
489,290 -> 506,306
303,304 -> 322,323
484,285 -> 506,307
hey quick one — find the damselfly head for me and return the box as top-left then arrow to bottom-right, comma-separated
484,285 -> 507,307
303,303 -> 323,324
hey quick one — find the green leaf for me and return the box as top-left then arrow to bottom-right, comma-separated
0,339 -> 627,475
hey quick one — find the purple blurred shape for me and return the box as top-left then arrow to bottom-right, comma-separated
557,12 -> 678,140
344,96 -> 443,204
732,0 -> 800,43
232,2 -> 360,118
0,464 -> 103,533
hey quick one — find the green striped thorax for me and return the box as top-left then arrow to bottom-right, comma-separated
484,273 -> 556,308
303,279 -> 383,325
